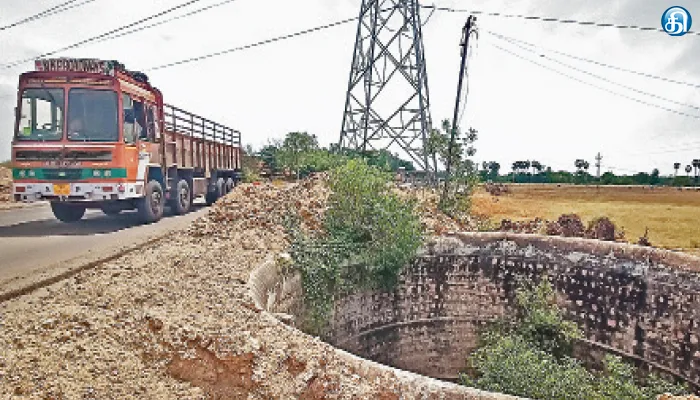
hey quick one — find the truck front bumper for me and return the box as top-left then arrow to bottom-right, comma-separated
13,182 -> 144,203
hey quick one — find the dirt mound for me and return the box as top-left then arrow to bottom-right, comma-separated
395,186 -> 472,235
188,175 -> 329,253
585,217 -> 617,241
484,182 -> 510,196
554,214 -> 586,237
500,214 -> 621,243
0,178 -> 414,398
192,174 -> 465,242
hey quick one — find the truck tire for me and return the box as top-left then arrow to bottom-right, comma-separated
171,179 -> 192,215
205,177 -> 226,206
205,191 -> 217,206
216,177 -> 226,197
137,180 -> 165,224
51,203 -> 86,223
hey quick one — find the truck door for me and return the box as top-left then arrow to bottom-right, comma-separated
122,93 -> 139,181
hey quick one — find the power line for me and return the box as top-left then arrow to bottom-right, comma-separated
488,31 -> 700,112
618,140 -> 700,157
1,0 -> 206,69
0,0 -> 97,31
486,40 -> 700,121
148,16 -> 358,71
485,32 -> 700,89
422,4 -> 700,36
92,0 -> 239,45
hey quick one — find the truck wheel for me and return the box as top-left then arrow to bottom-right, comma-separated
51,203 -> 86,223
216,177 -> 226,198
226,178 -> 235,193
205,192 -> 217,206
171,179 -> 192,215
137,180 -> 165,224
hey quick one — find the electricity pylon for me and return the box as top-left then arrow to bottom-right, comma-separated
339,0 -> 436,174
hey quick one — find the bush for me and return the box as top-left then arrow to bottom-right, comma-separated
291,159 -> 423,334
513,280 -> 581,359
463,334 -> 596,400
462,280 -> 689,399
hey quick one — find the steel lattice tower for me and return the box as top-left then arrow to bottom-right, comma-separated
339,0 -> 436,173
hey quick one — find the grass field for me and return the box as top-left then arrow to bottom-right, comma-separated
471,184 -> 700,253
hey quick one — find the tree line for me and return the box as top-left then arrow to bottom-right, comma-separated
244,133 -> 699,187
480,159 -> 700,187
244,132 -> 415,182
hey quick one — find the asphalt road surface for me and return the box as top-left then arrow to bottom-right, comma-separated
0,202 -> 208,293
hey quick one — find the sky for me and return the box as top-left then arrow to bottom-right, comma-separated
0,0 -> 698,176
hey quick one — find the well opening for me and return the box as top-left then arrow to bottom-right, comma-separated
250,232 -> 700,392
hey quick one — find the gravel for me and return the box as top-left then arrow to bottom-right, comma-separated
0,175 -> 463,399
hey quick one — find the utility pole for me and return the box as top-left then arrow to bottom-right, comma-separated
595,152 -> 603,180
443,15 -> 476,200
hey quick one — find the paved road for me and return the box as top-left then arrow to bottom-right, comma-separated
0,202 -> 208,292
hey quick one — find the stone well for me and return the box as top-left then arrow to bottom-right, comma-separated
250,232 -> 700,394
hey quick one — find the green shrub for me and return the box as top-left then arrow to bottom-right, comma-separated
463,280 -> 689,399
290,159 -> 423,334
513,280 -> 581,359
462,334 -> 596,400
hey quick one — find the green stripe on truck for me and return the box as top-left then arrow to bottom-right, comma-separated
12,168 -> 128,180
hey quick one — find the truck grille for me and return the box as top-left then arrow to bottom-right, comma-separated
15,150 -> 112,162
43,169 -> 83,180
64,151 -> 112,161
15,151 -> 62,161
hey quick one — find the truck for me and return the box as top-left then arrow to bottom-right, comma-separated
10,58 -> 242,224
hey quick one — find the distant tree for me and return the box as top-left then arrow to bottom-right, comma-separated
531,160 -> 543,175
601,171 -> 616,185
693,159 -> 700,183
488,161 -> 501,178
633,172 -> 652,185
574,159 -> 590,184
674,162 -> 681,177
277,132 -> 319,178
258,141 -> 282,172
651,168 -> 661,185
686,165 -> 693,177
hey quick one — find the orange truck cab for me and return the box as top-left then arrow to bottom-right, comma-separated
11,58 -> 242,224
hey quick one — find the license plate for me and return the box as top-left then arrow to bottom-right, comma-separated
53,184 -> 71,196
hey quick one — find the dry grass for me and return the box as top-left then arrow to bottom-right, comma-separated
472,184 -> 700,253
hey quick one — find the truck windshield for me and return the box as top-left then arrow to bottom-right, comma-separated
67,89 -> 119,142
16,88 -> 64,141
